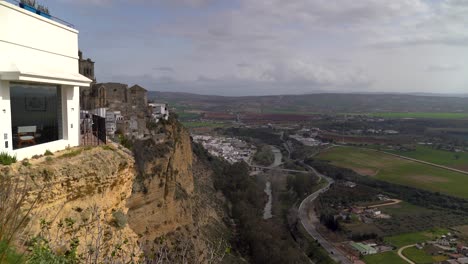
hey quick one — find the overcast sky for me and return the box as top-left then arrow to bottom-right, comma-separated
47,0 -> 467,95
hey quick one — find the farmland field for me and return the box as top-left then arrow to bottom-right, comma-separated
363,229 -> 448,264
363,251 -> 406,264
366,112 -> 468,119
317,147 -> 468,198
383,228 -> 447,248
387,146 -> 468,172
402,246 -> 448,264
181,121 -> 227,128
177,112 -> 202,121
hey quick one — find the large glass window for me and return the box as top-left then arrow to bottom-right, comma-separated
10,83 -> 62,150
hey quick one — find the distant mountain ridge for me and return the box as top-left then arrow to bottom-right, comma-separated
148,91 -> 468,114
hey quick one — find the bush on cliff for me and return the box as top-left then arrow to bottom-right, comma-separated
0,152 -> 16,165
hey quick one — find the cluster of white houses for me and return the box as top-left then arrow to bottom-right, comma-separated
0,1 -> 167,160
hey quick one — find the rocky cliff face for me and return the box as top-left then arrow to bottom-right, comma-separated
2,119 -> 235,263
2,145 -> 141,263
128,120 -> 234,263
128,121 -> 194,239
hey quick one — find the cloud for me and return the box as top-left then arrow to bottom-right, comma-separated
153,66 -> 175,72
237,63 -> 251,68
426,64 -> 461,72
73,0 -> 468,95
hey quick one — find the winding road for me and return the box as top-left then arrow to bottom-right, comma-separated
397,245 -> 416,264
298,164 -> 353,264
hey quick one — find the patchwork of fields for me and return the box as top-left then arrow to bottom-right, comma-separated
367,112 -> 468,119
364,228 -> 448,264
317,147 -> 468,198
388,146 -> 468,172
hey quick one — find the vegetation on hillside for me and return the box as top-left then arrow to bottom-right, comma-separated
193,142 -> 316,263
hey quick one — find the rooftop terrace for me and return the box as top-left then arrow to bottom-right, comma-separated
3,0 -> 74,28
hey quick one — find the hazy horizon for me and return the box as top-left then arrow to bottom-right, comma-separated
45,0 -> 467,96
148,89 -> 468,98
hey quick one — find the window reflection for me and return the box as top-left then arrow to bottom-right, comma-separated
10,82 -> 62,150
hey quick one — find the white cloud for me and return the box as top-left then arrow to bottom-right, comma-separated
73,0 -> 468,95
426,64 -> 461,72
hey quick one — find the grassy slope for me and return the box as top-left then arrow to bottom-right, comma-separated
317,147 -> 468,198
388,146 -> 468,171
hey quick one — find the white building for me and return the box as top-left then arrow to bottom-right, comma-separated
0,1 -> 92,160
149,103 -> 169,122
105,110 -> 123,136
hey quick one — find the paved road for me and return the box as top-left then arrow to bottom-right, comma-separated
397,245 -> 416,264
298,164 -> 353,264
250,165 -> 310,174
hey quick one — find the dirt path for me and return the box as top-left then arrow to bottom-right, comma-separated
365,199 -> 402,208
397,245 -> 416,264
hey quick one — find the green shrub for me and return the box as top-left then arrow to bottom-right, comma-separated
28,238 -> 78,264
0,152 -> 16,165
59,149 -> 82,159
111,210 -> 127,229
118,135 -> 133,150
101,145 -> 115,151
44,150 -> 53,156
45,157 -> 53,163
0,240 -> 24,264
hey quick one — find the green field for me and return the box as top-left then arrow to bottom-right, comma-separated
363,228 -> 448,264
367,112 -> 468,119
181,121 -> 227,128
384,228 -> 447,248
263,108 -> 317,115
176,112 -> 202,121
317,147 -> 468,198
380,202 -> 433,218
388,146 -> 468,171
363,251 -> 406,264
402,246 -> 448,264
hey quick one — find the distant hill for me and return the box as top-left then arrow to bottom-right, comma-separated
148,91 -> 468,114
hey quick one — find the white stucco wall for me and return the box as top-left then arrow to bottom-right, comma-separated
0,81 -> 13,152
0,1 -> 90,160
0,1 -> 78,74
0,83 -> 81,160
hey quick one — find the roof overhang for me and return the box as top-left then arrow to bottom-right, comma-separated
0,60 -> 92,87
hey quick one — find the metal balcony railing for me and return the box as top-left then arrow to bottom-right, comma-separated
4,0 -> 75,29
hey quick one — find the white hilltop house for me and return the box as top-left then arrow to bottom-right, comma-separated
0,1 -> 92,160
149,103 -> 169,123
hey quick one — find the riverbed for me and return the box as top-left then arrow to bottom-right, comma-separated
263,180 -> 273,219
